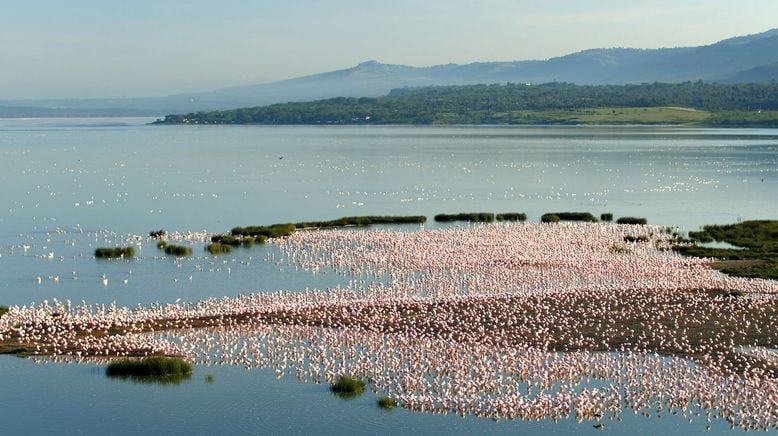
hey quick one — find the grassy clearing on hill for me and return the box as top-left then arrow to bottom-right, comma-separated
488,107 -> 711,125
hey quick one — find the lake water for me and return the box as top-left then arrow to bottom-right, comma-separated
1,118 -> 776,435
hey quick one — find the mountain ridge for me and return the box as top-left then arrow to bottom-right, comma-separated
3,28 -> 778,117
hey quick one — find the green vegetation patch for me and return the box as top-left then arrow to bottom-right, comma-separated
377,396 -> 398,409
690,221 -> 778,251
149,230 -> 166,238
706,110 -> 778,127
583,106 -> 709,124
164,244 -> 192,257
232,216 -> 427,239
106,357 -> 192,377
600,213 -> 614,222
688,230 -> 714,243
231,223 -> 296,239
676,220 -> 778,279
240,236 -> 256,247
295,215 -> 427,229
434,213 -> 495,222
496,213 -> 527,222
330,376 -> 366,398
617,217 -> 648,225
0,306 -> 8,318
213,233 -> 265,245
541,212 -> 598,223
495,106 -> 711,125
206,243 -> 233,255
94,247 -> 135,259
210,234 -> 240,245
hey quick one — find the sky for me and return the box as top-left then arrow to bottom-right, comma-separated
2,0 -> 778,100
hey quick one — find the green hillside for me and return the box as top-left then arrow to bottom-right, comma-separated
155,82 -> 778,127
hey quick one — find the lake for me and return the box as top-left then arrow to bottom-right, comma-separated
0,118 -> 776,435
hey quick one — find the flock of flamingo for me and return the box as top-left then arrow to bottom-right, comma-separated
1,222 -> 777,430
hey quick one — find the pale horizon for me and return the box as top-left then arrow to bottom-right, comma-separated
2,0 -> 778,100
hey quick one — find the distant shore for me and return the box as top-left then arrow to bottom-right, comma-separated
152,82 -> 778,127
154,106 -> 778,127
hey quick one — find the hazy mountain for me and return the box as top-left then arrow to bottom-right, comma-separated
717,61 -> 778,84
3,29 -> 778,117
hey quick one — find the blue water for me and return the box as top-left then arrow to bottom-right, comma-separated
1,118 -> 776,435
2,119 -> 776,236
0,356 -> 733,436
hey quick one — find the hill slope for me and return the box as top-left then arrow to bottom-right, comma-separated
155,82 -> 778,127
3,29 -> 778,116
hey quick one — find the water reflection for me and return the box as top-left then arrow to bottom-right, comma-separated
106,372 -> 193,386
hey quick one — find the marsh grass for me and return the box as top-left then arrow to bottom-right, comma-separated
295,215 -> 427,228
149,230 -> 166,238
600,213 -> 613,222
688,230 -> 714,243
377,396 -> 397,409
434,213 -> 495,222
495,213 -> 527,222
106,356 -> 192,376
231,223 -> 296,239
164,245 -> 192,256
0,306 -> 8,318
207,243 -> 233,255
330,376 -> 366,399
676,220 -> 778,279
211,234 -> 240,245
94,247 -> 135,259
232,216 -> 427,239
617,217 -> 648,225
106,357 -> 192,384
209,234 -> 260,249
690,221 -> 778,251
541,212 -> 597,223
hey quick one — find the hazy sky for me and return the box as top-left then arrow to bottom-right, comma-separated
2,0 -> 777,99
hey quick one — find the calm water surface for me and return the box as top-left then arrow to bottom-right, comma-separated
0,118 -> 776,435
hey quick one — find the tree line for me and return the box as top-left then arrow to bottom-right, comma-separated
154,82 -> 778,126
